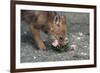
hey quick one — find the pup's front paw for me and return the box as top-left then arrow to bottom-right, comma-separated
40,48 -> 48,51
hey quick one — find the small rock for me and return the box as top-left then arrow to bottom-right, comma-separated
79,32 -> 83,36
77,37 -> 81,40
80,52 -> 88,56
24,31 -> 27,34
84,46 -> 87,48
38,55 -> 41,57
33,56 -> 37,59
70,44 -> 77,51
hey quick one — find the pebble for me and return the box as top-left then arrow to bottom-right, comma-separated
70,44 -> 77,50
84,46 -> 87,48
33,56 -> 37,59
77,37 -> 81,40
80,52 -> 88,56
79,32 -> 83,36
24,31 -> 27,34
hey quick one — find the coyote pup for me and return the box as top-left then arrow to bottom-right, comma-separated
21,10 -> 68,50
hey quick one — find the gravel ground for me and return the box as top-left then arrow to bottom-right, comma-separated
21,12 -> 90,63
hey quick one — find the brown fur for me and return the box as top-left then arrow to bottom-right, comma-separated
21,10 -> 68,50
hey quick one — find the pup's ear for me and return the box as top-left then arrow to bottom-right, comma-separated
54,15 -> 60,26
59,15 -> 66,26
61,15 -> 66,23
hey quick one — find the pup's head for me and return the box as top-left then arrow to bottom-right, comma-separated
48,15 -> 68,47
